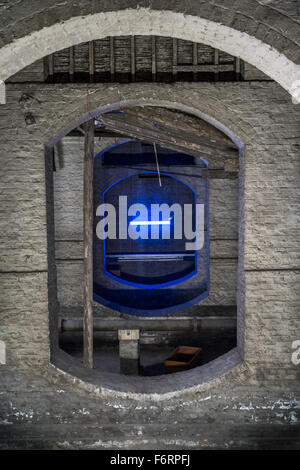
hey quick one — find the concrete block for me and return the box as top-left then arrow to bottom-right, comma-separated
119,329 -> 140,375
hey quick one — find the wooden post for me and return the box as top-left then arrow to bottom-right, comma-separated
69,47 -> 74,82
131,36 -> 135,82
89,41 -> 94,83
83,119 -> 94,368
48,54 -> 54,83
193,43 -> 198,81
110,37 -> 115,82
172,38 -> 178,82
214,49 -> 219,82
235,57 -> 241,81
152,36 -> 156,82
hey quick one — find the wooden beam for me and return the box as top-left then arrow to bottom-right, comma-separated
152,36 -> 156,82
48,54 -> 54,82
69,47 -> 74,82
98,106 -> 238,161
193,43 -> 198,81
131,36 -> 135,82
89,41 -> 94,83
235,57 -> 241,81
68,129 -> 125,138
110,37 -> 115,82
98,121 -> 237,165
118,106 -> 236,148
172,63 -> 234,73
83,119 -> 94,369
172,39 -> 178,81
214,49 -> 219,82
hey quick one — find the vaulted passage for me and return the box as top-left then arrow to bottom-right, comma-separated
50,104 -> 240,377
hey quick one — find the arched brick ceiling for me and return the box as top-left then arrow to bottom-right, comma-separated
0,1 -> 299,102
0,1 -> 299,63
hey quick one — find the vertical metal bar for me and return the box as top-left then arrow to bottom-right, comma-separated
89,41 -> 94,83
131,36 -> 135,82
193,42 -> 198,81
110,37 -> 115,82
152,36 -> 156,82
214,49 -> 219,82
172,38 -> 178,82
69,47 -> 74,82
83,119 -> 94,369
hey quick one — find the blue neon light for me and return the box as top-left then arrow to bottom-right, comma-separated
93,139 -> 210,316
100,171 -> 198,289
129,220 -> 171,226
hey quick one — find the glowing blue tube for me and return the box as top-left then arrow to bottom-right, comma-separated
129,220 -> 171,226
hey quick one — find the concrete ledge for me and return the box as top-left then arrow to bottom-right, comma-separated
51,347 -> 243,399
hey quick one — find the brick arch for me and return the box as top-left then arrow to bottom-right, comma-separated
0,1 -> 299,61
44,88 -> 247,396
0,7 -> 299,102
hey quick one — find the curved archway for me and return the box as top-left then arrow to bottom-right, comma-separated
0,8 -> 299,99
48,97 -> 245,395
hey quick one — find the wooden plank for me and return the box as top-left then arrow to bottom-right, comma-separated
68,129 -> 126,138
89,41 -> 94,82
131,36 -> 135,82
235,57 -> 241,81
110,37 -> 115,82
43,57 -> 50,82
172,63 -> 233,73
83,119 -> 94,369
172,38 -> 178,81
48,54 -> 54,82
193,43 -> 198,81
99,107 -> 238,160
125,107 -> 235,148
152,36 -> 156,82
69,47 -> 74,82
98,120 -> 233,164
214,49 -> 219,82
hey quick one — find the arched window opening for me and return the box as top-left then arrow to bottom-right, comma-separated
48,104 -> 241,383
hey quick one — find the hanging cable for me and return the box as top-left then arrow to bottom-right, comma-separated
153,142 -> 162,187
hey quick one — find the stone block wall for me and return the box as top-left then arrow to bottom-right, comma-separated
0,81 -> 299,448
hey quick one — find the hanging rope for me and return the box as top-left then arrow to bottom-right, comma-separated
153,142 -> 162,187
